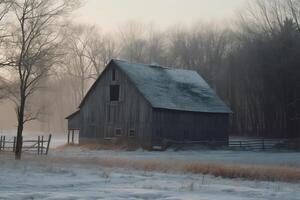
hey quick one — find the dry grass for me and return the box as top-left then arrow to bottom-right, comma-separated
75,142 -> 140,151
55,144 -> 79,150
80,143 -> 138,151
47,154 -> 300,183
182,162 -> 300,182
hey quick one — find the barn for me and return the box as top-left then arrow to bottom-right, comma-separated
66,59 -> 231,149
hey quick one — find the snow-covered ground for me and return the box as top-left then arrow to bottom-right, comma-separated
52,146 -> 300,166
1,153 -> 300,200
1,132 -> 300,199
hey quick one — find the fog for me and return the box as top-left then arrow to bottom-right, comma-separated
0,0 -> 299,138
74,0 -> 246,31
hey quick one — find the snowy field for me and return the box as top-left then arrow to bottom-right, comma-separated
1,132 -> 300,199
4,131 -> 300,166
1,153 -> 300,200
52,146 -> 300,166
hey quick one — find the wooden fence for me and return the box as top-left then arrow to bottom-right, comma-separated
0,134 -> 52,155
164,138 -> 300,151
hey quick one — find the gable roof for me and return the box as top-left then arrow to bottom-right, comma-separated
79,59 -> 231,113
114,59 -> 231,113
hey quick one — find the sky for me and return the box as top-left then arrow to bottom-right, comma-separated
0,0 -> 248,131
73,0 -> 247,32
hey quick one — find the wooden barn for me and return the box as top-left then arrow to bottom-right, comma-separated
66,59 -> 231,149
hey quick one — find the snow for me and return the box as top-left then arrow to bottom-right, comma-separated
0,143 -> 300,200
52,146 -> 300,166
1,152 -> 300,200
1,133 -> 300,199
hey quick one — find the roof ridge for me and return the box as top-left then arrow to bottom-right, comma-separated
112,59 -> 196,72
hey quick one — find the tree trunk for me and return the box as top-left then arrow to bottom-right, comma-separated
15,93 -> 25,160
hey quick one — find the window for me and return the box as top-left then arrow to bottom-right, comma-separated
112,69 -> 116,81
115,128 -> 122,137
129,129 -> 135,137
110,85 -> 120,101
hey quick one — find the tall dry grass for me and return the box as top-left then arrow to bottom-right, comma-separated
48,155 -> 300,183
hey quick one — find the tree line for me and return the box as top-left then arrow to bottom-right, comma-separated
0,0 -> 299,159
57,0 -> 300,138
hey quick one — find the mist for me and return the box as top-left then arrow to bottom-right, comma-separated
0,0 -> 299,139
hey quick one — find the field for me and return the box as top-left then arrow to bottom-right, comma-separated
1,134 -> 300,200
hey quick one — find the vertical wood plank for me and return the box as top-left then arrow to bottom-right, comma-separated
72,130 -> 74,144
67,130 -> 70,144
2,136 -> 5,151
46,134 -> 52,155
38,136 -> 40,155
41,136 -> 44,154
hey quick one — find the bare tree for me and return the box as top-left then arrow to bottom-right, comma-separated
60,24 -> 118,107
239,0 -> 300,35
0,0 -> 13,24
287,0 -> 300,32
118,21 -> 148,62
0,0 -> 79,160
144,27 -> 166,64
86,31 -> 118,78
61,24 -> 94,103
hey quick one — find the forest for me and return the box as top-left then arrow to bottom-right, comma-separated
0,0 -> 299,139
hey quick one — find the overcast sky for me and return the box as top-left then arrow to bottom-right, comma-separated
73,0 -> 247,31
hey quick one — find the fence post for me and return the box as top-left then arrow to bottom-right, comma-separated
0,136 -> 2,151
38,136 -> 40,155
13,137 -> 16,152
46,134 -> 52,155
41,136 -> 44,155
72,130 -> 74,144
2,136 -> 5,151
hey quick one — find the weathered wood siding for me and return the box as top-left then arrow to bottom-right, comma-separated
152,108 -> 229,145
79,63 -> 153,148
67,112 -> 80,130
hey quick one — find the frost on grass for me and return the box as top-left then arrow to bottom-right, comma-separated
49,147 -> 300,182
1,151 -> 300,200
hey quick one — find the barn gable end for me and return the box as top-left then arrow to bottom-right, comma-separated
78,61 -> 153,148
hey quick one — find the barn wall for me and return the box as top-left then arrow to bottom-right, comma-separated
67,112 -> 80,130
152,108 -> 229,145
79,63 -> 153,148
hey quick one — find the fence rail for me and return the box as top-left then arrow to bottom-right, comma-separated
163,138 -> 300,151
0,134 -> 52,155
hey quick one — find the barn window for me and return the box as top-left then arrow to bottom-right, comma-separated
112,69 -> 116,81
110,85 -> 120,101
115,128 -> 122,136
129,129 -> 135,137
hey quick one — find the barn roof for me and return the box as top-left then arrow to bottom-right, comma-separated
114,59 -> 231,113
65,110 -> 80,119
